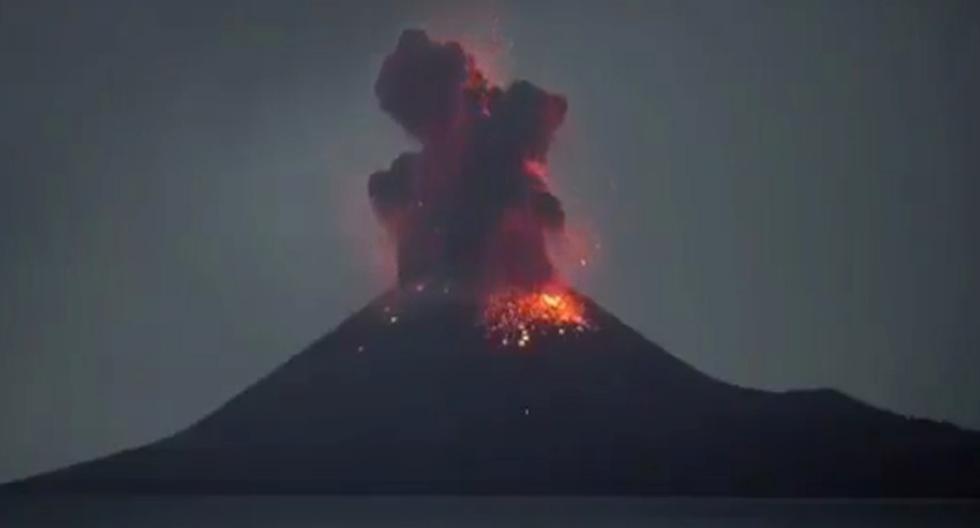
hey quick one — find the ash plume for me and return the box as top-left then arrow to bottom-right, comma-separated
369,29 -> 568,291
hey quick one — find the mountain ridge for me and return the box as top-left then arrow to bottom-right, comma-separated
6,289 -> 979,496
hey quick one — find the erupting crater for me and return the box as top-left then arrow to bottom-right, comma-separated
8,28 -> 979,499
483,286 -> 592,348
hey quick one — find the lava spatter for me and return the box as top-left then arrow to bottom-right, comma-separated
483,286 -> 592,348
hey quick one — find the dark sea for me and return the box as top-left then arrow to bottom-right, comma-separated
1,496 -> 979,527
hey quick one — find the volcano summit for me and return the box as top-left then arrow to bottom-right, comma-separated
5,30 -> 979,496
8,287 -> 980,496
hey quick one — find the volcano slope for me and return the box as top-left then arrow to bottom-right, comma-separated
7,289 -> 980,496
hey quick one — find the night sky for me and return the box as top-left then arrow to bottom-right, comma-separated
1,0 -> 978,483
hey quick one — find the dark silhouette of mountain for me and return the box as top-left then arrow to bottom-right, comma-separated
6,290 -> 980,496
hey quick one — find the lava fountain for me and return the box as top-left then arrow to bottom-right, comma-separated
367,29 -> 594,345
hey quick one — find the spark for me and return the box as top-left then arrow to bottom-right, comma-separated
389,315 -> 399,324
483,287 -> 591,348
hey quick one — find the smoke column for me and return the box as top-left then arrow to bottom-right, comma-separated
369,29 -> 568,293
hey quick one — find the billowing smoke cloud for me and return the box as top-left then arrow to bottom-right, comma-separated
369,29 -> 568,292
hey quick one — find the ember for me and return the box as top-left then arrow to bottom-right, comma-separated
483,287 -> 591,348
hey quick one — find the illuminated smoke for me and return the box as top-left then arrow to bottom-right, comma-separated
368,29 -> 568,292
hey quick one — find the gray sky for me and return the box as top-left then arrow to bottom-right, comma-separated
1,0 -> 978,483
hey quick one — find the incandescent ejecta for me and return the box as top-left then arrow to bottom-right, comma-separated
7,28 -> 979,499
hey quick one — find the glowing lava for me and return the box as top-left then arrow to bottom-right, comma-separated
483,287 -> 592,348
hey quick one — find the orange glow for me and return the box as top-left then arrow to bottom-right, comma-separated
483,287 -> 591,348
540,293 -> 561,307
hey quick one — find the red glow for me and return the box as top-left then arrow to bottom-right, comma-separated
524,159 -> 548,180
483,286 -> 591,348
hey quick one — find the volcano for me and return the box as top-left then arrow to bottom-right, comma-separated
7,29 -> 979,497
7,287 -> 980,496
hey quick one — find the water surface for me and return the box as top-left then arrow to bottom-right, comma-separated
2,496 -> 978,527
